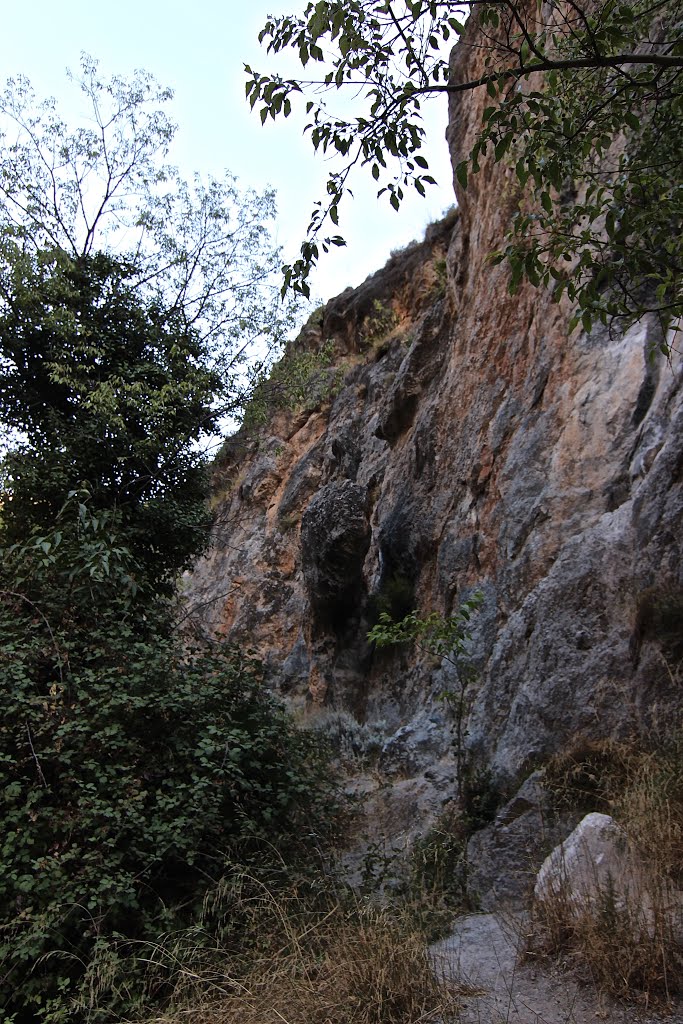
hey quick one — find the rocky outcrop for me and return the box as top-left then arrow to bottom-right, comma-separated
185,20 -> 683,876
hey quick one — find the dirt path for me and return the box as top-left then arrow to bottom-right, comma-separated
430,913 -> 683,1024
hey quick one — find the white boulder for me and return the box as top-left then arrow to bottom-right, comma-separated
534,812 -> 630,908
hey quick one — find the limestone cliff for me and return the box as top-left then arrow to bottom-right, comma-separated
186,24 -> 683,881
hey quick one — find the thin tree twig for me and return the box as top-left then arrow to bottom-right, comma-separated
25,721 -> 48,788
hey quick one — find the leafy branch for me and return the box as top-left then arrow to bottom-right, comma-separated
247,0 -> 683,333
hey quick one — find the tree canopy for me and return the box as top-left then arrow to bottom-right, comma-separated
0,65 -> 333,1023
0,56 -> 301,414
247,0 -> 683,336
0,246 -> 219,593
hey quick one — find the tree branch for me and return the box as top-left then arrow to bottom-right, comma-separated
444,51 -> 683,95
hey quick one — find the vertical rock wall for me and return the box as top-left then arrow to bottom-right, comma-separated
186,24 -> 683,851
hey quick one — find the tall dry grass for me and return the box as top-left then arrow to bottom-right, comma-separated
77,876 -> 462,1024
531,730 -> 683,1005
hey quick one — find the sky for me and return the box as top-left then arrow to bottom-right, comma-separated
0,0 -> 457,305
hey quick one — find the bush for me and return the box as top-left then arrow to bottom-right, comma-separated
0,248 -> 340,1022
0,249 -> 219,598
359,299 -> 399,350
239,341 -> 338,432
403,809 -> 472,941
0,561 -> 335,1024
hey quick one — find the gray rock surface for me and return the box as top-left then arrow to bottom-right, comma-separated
184,13 -> 683,894
467,773 -> 574,911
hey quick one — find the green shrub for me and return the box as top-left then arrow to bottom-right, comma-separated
432,257 -> 447,299
0,502 -> 338,1022
240,341 -> 338,432
461,765 -> 504,831
0,605 -> 336,1021
0,248 -> 340,1022
360,299 -> 399,349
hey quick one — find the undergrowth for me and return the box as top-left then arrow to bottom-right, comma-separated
87,878 -> 462,1024
402,808 -> 473,942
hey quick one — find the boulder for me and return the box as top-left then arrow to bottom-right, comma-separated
535,812 -> 630,908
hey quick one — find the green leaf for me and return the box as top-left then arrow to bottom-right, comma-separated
494,135 -> 511,161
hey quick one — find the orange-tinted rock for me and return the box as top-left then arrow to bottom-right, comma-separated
186,23 -> 683,858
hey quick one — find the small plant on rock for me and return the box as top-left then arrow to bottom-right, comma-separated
360,299 -> 399,350
368,592 -> 483,795
241,340 -> 338,431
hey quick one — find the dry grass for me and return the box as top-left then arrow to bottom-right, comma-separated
542,736 -> 642,815
531,876 -> 683,1004
84,879 -> 462,1024
531,731 -> 683,1006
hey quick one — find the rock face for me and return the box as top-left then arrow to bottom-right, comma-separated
186,23 -> 683,872
466,771 -> 571,911
300,481 -> 370,630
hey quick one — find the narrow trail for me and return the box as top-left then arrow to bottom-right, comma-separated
430,913 -> 683,1024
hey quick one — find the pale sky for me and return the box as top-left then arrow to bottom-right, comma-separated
0,1 -> 456,305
